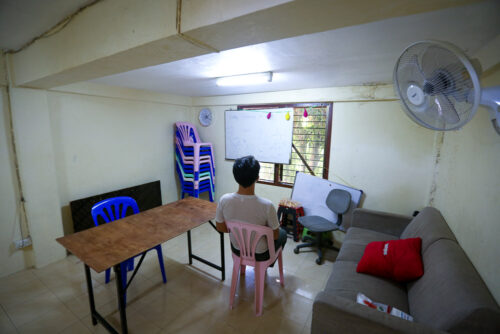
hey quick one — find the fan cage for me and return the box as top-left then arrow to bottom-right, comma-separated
394,40 -> 481,131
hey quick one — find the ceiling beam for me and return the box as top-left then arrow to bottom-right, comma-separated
181,0 -> 483,51
10,0 -> 481,89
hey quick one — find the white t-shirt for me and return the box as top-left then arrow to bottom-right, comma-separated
215,193 -> 280,254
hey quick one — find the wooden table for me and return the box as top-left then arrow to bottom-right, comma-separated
57,197 -> 224,334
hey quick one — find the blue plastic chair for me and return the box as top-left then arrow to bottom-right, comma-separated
174,122 -> 215,202
176,163 -> 214,201
91,196 -> 167,302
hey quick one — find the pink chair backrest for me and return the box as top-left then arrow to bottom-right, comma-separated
175,122 -> 201,144
226,221 -> 277,262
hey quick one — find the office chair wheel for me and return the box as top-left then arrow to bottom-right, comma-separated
315,257 -> 321,265
293,247 -> 299,254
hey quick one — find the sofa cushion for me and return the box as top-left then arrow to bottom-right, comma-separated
407,239 -> 500,332
325,261 -> 409,314
356,238 -> 424,282
337,227 -> 398,263
400,207 -> 457,252
313,292 -> 444,334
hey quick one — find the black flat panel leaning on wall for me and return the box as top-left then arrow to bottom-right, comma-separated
70,180 -> 162,233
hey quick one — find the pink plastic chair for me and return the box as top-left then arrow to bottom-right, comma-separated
226,221 -> 284,316
175,137 -> 215,177
175,121 -> 214,152
175,122 -> 215,175
175,121 -> 203,143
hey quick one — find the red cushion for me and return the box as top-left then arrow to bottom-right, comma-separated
356,238 -> 424,282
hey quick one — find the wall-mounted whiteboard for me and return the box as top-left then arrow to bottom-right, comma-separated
225,109 -> 294,164
291,172 -> 363,229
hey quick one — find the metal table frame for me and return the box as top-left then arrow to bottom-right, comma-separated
83,219 -> 224,334
187,220 -> 225,281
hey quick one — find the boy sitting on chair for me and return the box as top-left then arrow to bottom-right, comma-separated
216,155 -> 287,260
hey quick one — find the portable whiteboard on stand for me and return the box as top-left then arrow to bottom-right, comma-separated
225,108 -> 294,164
291,172 -> 363,230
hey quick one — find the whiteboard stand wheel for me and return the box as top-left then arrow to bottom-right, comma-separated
293,247 -> 299,254
315,258 -> 321,265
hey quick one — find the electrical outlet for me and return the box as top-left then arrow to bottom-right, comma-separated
14,237 -> 32,249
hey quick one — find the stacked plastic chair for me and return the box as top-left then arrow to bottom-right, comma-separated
175,122 -> 215,201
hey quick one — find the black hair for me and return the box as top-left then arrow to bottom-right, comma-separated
233,155 -> 260,188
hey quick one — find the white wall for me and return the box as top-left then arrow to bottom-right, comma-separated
1,82 -> 194,277
431,68 -> 500,303
10,88 -> 67,268
47,84 -> 195,236
330,101 -> 435,214
0,85 -> 35,275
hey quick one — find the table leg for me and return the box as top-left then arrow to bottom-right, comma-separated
292,210 -> 298,242
187,221 -> 225,281
84,264 -> 97,326
220,230 -> 225,281
114,265 -> 128,334
84,265 -> 120,334
187,230 -> 193,265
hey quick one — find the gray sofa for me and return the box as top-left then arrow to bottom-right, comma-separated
312,207 -> 500,333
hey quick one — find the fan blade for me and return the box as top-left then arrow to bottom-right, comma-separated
435,94 -> 460,124
399,55 -> 426,86
421,46 -> 457,79
422,102 -> 445,129
412,55 -> 427,81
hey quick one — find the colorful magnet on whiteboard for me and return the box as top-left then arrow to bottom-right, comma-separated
285,111 -> 290,120
303,108 -> 308,118
267,112 -> 271,119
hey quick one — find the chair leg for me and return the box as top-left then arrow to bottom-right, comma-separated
155,246 -> 167,283
105,268 -> 111,284
294,241 -> 317,253
294,231 -> 329,265
120,262 -> 128,305
127,259 -> 134,271
278,252 -> 284,287
229,255 -> 240,309
255,263 -> 266,316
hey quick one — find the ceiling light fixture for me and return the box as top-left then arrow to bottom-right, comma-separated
215,71 -> 273,86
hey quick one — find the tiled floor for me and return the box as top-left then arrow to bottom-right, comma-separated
0,224 -> 338,333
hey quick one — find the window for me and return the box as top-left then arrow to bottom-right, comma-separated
238,103 -> 332,187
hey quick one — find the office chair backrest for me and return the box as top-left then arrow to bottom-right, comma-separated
226,221 -> 277,262
91,196 -> 139,225
326,189 -> 351,215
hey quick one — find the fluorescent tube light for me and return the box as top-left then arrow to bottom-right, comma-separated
216,71 -> 273,86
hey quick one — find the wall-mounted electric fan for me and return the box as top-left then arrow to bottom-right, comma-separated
393,40 -> 500,135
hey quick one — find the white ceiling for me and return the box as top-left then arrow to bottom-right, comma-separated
90,1 -> 499,97
0,0 -> 95,52
1,1 -> 499,97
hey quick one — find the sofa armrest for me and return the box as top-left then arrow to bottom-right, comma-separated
351,208 -> 413,237
312,292 -> 446,334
